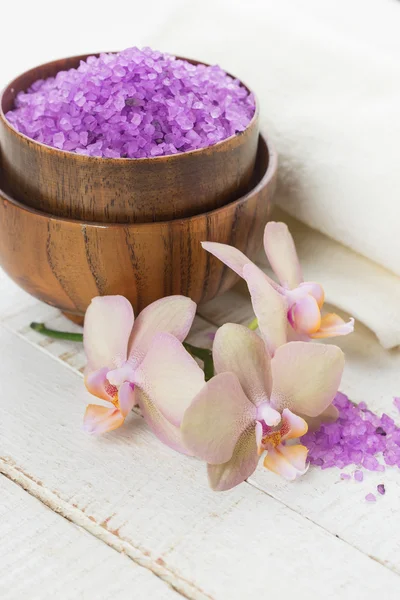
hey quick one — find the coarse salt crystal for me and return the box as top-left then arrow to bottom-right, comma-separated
301,393 -> 400,476
6,47 -> 255,159
354,470 -> 363,482
377,484 -> 386,495
365,493 -> 376,502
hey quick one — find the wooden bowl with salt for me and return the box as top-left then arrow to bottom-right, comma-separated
0,52 -> 259,224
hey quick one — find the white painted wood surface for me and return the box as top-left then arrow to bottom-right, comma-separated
0,475 -> 181,600
1,270 -> 400,599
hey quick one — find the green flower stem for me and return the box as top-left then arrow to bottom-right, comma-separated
30,322 -> 84,342
30,322 -> 215,381
248,317 -> 259,331
183,342 -> 214,381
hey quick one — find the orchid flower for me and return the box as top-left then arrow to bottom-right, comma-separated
83,295 -> 205,452
181,324 -> 344,491
202,221 -> 354,346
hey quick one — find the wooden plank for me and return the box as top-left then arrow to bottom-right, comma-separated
0,271 -> 38,321
2,301 -> 87,373
0,474 -> 182,600
1,324 -> 400,599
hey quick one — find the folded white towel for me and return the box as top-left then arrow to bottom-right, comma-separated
149,0 -> 400,347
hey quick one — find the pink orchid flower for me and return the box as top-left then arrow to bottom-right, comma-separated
202,221 -> 354,347
181,324 -> 344,491
83,295 -> 205,452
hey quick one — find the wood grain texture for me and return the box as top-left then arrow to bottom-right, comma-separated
0,475 -> 182,600
1,323 -> 400,600
0,53 -> 259,223
0,135 -> 276,320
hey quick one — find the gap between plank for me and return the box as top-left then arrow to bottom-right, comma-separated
0,459 -> 212,600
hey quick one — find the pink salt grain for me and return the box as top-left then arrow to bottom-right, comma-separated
6,47 -> 255,159
354,470 -> 363,482
365,493 -> 376,502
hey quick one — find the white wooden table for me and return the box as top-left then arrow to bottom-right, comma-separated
1,267 -> 400,600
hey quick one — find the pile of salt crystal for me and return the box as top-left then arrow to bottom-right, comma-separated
302,393 -> 400,472
6,47 -> 255,159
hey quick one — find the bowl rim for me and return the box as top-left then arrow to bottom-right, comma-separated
0,50 -> 259,163
0,134 -> 277,228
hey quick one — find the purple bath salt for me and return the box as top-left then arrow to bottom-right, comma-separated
354,470 -> 364,482
6,47 -> 256,158
302,392 -> 400,474
365,493 -> 376,503
377,484 -> 386,495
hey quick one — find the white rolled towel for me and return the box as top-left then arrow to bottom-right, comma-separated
148,0 -> 400,348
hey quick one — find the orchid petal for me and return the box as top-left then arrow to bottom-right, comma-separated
207,425 -> 259,491
310,314 -> 355,339
288,295 -> 321,335
278,444 -> 309,472
263,222 -> 303,289
298,282 -> 325,308
84,296 -> 133,371
84,367 -> 117,402
301,404 -> 339,432
182,372 -> 257,464
271,342 -> 344,417
132,333 -> 204,427
263,444 -> 308,480
201,241 -> 253,277
243,263 -> 288,356
202,241 -> 280,291
128,296 -> 196,367
286,322 -> 310,343
135,388 -> 190,455
264,447 -> 297,479
83,405 -> 124,435
213,323 -> 272,405
280,408 -> 308,441
118,382 -> 136,418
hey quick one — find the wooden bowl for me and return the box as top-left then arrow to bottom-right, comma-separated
0,53 -> 259,224
0,135 -> 276,321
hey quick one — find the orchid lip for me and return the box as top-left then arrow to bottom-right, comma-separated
287,305 -> 296,329
258,417 -> 290,450
104,380 -> 118,399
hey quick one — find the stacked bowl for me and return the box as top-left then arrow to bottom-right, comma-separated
0,50 -> 277,322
